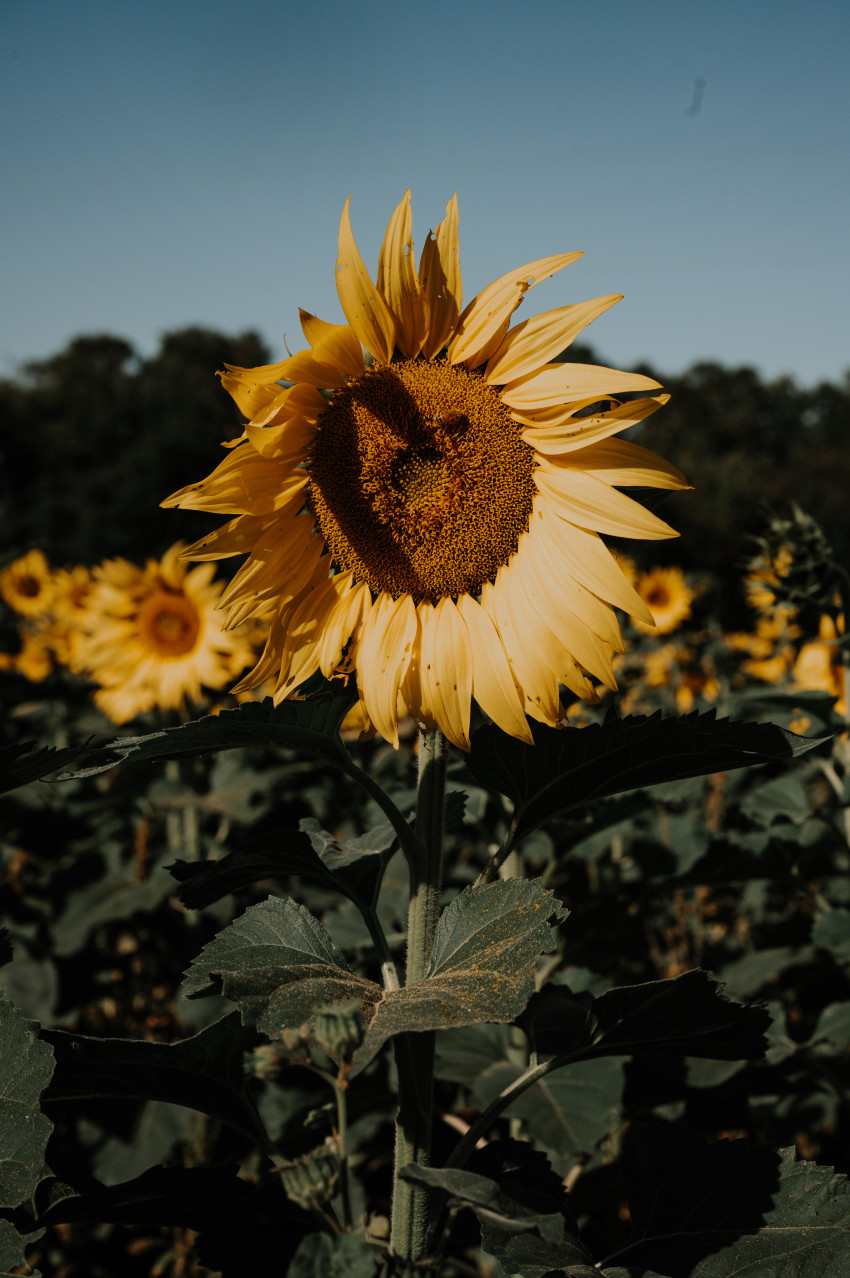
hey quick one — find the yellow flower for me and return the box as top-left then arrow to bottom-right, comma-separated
792,613 -> 846,715
164,192 -> 688,749
0,550 -> 55,618
76,543 -> 255,723
14,632 -> 54,683
633,566 -> 694,635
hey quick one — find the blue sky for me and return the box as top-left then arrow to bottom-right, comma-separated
3,0 -> 848,386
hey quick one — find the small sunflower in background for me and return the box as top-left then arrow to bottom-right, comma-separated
633,566 -> 694,635
0,549 -> 55,619
164,191 -> 688,749
793,613 -> 846,716
75,543 -> 255,724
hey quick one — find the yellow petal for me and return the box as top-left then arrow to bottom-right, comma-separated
356,592 -> 417,749
299,309 -> 364,377
514,527 -> 619,687
275,576 -> 341,699
449,253 -> 583,369
501,362 -> 662,410
231,600 -> 294,694
218,369 -> 286,421
484,295 -> 622,385
246,417 -> 316,461
254,383 -> 328,427
218,516 -> 320,618
417,597 -> 472,750
534,467 -> 678,540
336,197 -> 397,364
376,190 -> 427,358
526,502 -> 654,625
400,601 -> 436,732
562,437 -> 691,490
520,395 -> 669,453
318,574 -> 372,678
180,514 -> 273,561
482,574 -> 563,725
456,594 -> 532,743
418,195 -> 461,360
161,447 -> 307,517
272,351 -> 346,389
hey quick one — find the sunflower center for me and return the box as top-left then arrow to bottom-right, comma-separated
17,575 -> 41,598
646,587 -> 671,608
307,360 -> 536,602
137,591 -> 200,658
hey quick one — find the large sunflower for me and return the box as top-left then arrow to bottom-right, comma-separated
164,192 -> 688,749
76,543 -> 255,723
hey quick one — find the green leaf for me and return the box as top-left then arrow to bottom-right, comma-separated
466,710 -> 830,841
812,908 -> 850,963
0,1218 -> 42,1278
0,738 -> 88,794
341,879 -> 565,1073
474,1057 -> 624,1166
810,1000 -> 850,1051
522,970 -> 769,1062
41,1013 -> 264,1140
400,1164 -> 562,1239
0,993 -> 54,1209
611,1123 -> 850,1278
169,829 -> 340,910
183,897 -> 373,1029
288,1232 -> 378,1278
57,682 -> 359,779
480,1225 -> 598,1278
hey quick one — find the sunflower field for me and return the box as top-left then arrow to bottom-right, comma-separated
3,198 -> 850,1278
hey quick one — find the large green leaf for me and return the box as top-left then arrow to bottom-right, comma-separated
57,682 -> 359,779
182,896 -> 370,1027
186,883 -> 563,1077
288,1232 -> 378,1277
0,993 -> 54,1209
609,1122 -> 850,1277
521,970 -> 769,1062
41,1013 -> 264,1141
0,1218 -> 42,1278
473,1057 -> 624,1167
466,710 -> 830,841
0,739 -> 87,794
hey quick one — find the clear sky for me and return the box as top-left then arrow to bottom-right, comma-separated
2,0 -> 848,386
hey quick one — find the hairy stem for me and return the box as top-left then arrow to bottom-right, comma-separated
390,728 -> 448,1268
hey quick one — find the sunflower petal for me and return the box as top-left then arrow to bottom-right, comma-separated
218,369 -> 286,421
356,592 -> 417,749
417,597 -> 472,750
484,295 -> 622,384
336,197 -> 397,364
246,417 -> 317,461
534,467 -> 678,540
299,310 -> 364,377
400,602 -> 436,732
377,190 -> 427,359
501,362 -> 662,410
180,514 -> 273,562
520,395 -> 669,452
456,594 -> 533,743
271,351 -> 347,389
563,437 -> 691,490
483,573 -> 563,725
275,576 -> 341,699
449,253 -> 583,369
318,574 -> 372,678
419,195 -> 461,360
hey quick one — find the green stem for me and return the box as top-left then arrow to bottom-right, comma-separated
333,1078 -> 353,1230
390,728 -> 448,1269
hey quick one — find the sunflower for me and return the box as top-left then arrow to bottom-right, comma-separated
76,543 -> 255,723
633,566 -> 694,635
164,192 -> 688,749
792,613 -> 846,715
0,550 -> 55,618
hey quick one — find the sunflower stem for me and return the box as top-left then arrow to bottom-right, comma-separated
390,727 -> 448,1268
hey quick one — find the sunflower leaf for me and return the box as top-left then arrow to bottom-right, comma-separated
56,682 -> 359,779
181,897 -> 374,1031
466,710 -> 830,841
40,1013 -> 264,1140
0,738 -> 90,794
611,1123 -> 850,1277
520,970 -> 769,1061
0,994 -> 55,1213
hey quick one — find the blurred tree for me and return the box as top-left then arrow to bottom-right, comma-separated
0,327 -> 270,566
